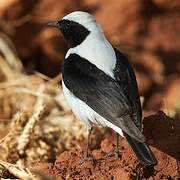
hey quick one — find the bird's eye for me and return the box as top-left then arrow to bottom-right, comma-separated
66,22 -> 71,28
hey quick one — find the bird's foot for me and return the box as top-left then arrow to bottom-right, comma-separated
136,172 -> 142,180
79,153 -> 95,165
104,148 -> 121,159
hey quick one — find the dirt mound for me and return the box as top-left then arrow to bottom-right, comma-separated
34,111 -> 180,179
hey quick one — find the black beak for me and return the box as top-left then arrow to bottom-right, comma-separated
47,21 -> 59,28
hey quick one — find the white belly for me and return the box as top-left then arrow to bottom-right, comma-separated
62,81 -> 124,137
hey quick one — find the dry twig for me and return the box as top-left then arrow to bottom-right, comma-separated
0,33 -> 24,76
0,160 -> 37,180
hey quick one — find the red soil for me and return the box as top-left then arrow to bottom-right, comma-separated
34,111 -> 180,179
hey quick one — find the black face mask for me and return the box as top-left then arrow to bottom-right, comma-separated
48,19 -> 90,48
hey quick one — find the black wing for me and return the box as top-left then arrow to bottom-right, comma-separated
113,49 -> 157,166
62,53 -> 145,142
113,48 -> 142,130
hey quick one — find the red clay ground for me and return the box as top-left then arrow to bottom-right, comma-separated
34,111 -> 180,180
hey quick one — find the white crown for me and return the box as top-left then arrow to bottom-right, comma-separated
63,11 -> 96,26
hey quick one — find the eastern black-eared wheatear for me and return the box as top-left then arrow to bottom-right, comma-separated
47,11 -> 157,166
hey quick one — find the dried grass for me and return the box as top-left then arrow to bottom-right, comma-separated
0,160 -> 37,179
17,85 -> 46,156
0,73 -> 92,165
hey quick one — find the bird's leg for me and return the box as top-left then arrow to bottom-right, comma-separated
115,132 -> 120,158
85,125 -> 92,159
79,125 -> 95,164
104,132 -> 121,158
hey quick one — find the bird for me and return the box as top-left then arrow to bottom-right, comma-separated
47,11 -> 157,166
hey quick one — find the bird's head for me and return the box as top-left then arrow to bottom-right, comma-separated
47,11 -> 103,48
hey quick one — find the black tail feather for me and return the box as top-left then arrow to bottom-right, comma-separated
123,132 -> 157,166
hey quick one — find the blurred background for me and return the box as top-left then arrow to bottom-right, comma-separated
0,0 -> 180,115
0,0 -> 180,114
0,1 -> 180,177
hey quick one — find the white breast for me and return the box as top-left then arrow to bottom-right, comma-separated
62,81 -> 124,137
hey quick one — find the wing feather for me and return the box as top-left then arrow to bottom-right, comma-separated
113,48 -> 142,130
